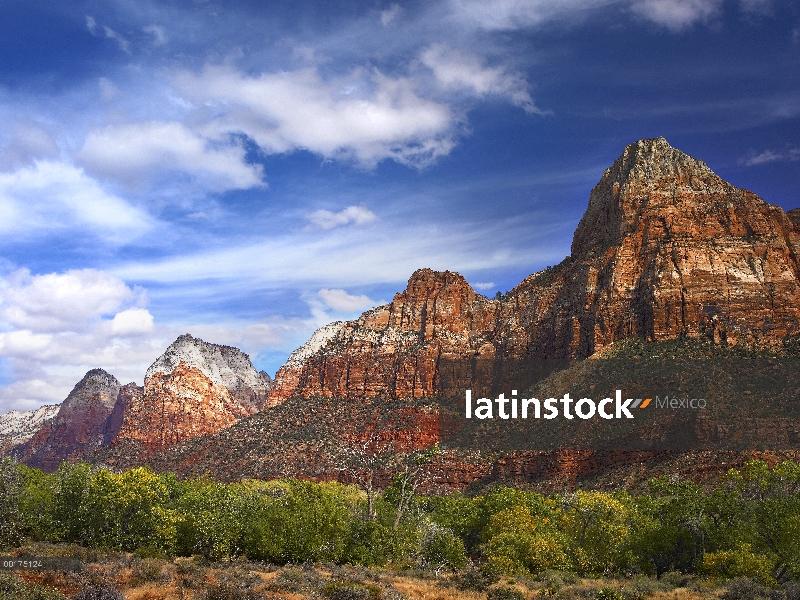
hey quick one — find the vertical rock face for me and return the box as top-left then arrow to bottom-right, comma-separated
269,269 -> 499,401
271,138 -> 800,399
114,334 -> 273,455
506,136 -> 800,357
18,369 -> 121,472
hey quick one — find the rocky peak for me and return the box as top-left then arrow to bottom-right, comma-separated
146,333 -> 271,412
381,269 -> 485,340
15,368 -> 122,471
571,137 -> 733,258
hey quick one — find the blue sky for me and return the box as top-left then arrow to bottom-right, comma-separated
0,0 -> 798,412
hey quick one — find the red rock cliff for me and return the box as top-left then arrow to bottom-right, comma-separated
270,137 -> 800,400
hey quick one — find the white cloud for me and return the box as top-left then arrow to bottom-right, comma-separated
449,0 -> 618,30
306,205 -> 378,230
143,24 -> 167,46
86,15 -> 97,34
420,44 -> 544,114
80,121 -> 264,192
0,269 -> 168,411
318,288 -> 377,312
381,4 -> 403,26
172,64 -> 458,168
0,161 -> 151,242
111,308 -> 154,335
472,281 -> 496,290
0,269 -> 140,333
630,0 -> 722,31
741,147 -> 800,166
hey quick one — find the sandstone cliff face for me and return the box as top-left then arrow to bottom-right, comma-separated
270,137 -> 800,400
18,369 -> 121,472
113,334 -> 273,455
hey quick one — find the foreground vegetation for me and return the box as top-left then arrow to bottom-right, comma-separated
2,457 -> 800,598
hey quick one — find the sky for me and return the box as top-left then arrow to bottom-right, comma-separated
0,0 -> 798,413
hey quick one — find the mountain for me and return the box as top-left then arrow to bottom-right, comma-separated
110,334 -> 273,456
16,369 -> 122,472
0,404 -> 60,455
271,137 -> 800,400
101,137 -> 800,490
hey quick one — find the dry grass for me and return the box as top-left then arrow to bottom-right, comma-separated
0,545 -> 739,600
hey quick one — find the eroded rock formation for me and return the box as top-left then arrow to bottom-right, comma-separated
270,137 -> 800,400
17,369 -> 122,472
113,334 -> 273,455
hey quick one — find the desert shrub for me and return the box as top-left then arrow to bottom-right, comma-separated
658,571 -> 693,589
721,577 -> 777,600
72,584 -> 125,600
323,581 -> 381,600
450,567 -> 499,592
0,572 -> 68,600
487,585 -> 524,600
595,587 -> 624,600
131,558 -> 166,583
268,567 -> 325,594
199,581 -> 266,600
621,576 -> 663,598
784,581 -> 800,600
536,569 -> 579,588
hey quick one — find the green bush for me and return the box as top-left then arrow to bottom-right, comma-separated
419,527 -> 467,573
487,585 -> 525,600
451,567 -> 499,592
595,587 -> 624,600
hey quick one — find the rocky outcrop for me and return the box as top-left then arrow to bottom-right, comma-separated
270,137 -> 800,400
17,369 -> 122,472
113,334 -> 273,455
146,333 -> 273,412
0,404 -> 60,455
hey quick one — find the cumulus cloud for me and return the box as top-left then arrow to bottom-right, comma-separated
420,44 -> 544,114
740,146 -> 800,166
110,308 -> 154,335
630,0 -> 722,31
0,269 -> 166,411
449,0 -> 618,30
317,288 -> 377,312
80,121 -> 264,191
172,64 -> 457,168
306,205 -> 378,230
0,161 -> 151,242
0,269 -> 141,333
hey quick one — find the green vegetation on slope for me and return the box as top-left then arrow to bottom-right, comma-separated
2,456 -> 800,587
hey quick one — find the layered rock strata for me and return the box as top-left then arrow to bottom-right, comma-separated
113,334 -> 273,455
271,137 -> 800,400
